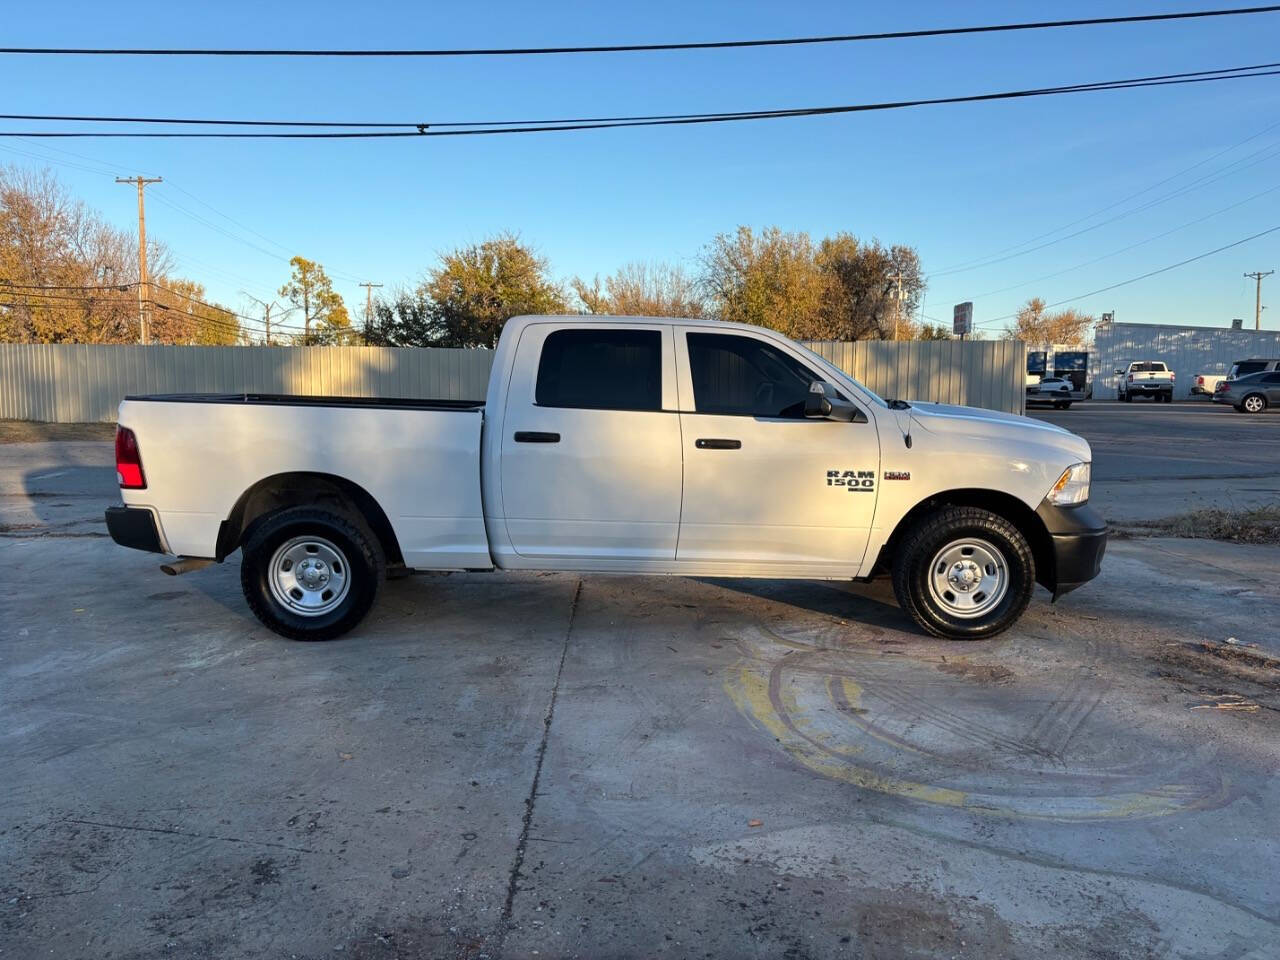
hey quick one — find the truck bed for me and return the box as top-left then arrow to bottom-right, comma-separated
117,394 -> 491,569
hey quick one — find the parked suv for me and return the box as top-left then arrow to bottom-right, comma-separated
1115,361 -> 1175,402
1214,371 -> 1280,413
1227,358 -> 1280,380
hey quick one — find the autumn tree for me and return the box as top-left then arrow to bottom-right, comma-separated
699,226 -> 826,338
572,261 -> 705,317
816,234 -> 924,340
279,256 -> 354,345
699,226 -> 926,340
0,166 -> 170,343
1004,298 -> 1093,344
151,279 -> 239,345
419,233 -> 566,347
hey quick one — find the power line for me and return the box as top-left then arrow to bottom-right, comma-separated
974,225 -> 1280,325
2,62 -> 1275,131
0,279 -> 133,291
929,116 -> 1280,274
1,64 -> 1277,140
926,138 -> 1280,282
3,6 -> 1278,56
958,182 -> 1280,302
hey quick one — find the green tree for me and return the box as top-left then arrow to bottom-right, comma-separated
421,233 -> 566,347
279,256 -> 354,345
363,288 -> 436,347
913,322 -> 953,341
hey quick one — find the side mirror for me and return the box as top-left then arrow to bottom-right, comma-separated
1113,368 -> 1124,376
805,381 -> 865,423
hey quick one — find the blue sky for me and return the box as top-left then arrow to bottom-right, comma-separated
2,0 -> 1277,335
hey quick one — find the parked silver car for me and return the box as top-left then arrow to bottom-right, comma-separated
1213,370 -> 1280,413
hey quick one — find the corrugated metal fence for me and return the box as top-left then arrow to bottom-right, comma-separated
0,339 -> 1025,422
803,339 -> 1025,414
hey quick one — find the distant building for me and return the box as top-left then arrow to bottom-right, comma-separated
1091,320 -> 1280,399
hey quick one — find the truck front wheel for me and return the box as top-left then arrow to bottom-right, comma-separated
240,505 -> 384,640
891,507 -> 1035,640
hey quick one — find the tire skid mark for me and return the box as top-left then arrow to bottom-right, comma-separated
723,620 -> 1231,821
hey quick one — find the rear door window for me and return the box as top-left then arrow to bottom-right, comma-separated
535,328 -> 662,411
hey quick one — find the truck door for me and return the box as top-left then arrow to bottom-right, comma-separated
674,329 -> 877,572
500,323 -> 683,561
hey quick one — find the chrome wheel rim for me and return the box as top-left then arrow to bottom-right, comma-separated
927,537 -> 1009,619
1245,395 -> 1264,412
268,535 -> 351,617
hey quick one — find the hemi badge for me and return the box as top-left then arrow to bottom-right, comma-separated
883,471 -> 911,481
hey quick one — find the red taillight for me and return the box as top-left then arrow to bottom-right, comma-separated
115,426 -> 146,489
1196,376 -> 1204,385
1127,374 -> 1134,382
1216,381 -> 1228,392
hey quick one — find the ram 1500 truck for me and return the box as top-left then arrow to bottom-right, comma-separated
1115,360 -> 1175,402
105,315 -> 1106,641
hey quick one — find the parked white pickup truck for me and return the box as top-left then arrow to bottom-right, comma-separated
1115,360 -> 1175,402
106,316 -> 1106,641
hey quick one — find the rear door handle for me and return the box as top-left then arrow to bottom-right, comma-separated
514,431 -> 560,443
695,438 -> 741,450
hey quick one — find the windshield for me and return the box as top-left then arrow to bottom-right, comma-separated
1132,362 -> 1166,372
794,342 -> 889,408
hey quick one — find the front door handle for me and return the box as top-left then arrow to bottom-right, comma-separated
695,438 -> 741,450
514,431 -> 560,443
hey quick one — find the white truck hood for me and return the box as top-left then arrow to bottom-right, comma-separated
904,401 -> 1092,464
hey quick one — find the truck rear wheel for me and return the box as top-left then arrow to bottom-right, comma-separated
891,507 -> 1035,640
240,505 -> 384,640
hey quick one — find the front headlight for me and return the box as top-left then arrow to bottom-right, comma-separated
1047,462 -> 1091,505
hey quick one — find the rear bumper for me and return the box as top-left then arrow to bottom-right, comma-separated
104,506 -> 165,554
1035,501 -> 1107,599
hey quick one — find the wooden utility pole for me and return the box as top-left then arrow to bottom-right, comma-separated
359,282 -> 382,338
890,271 -> 905,340
1244,271 -> 1273,330
116,176 -> 162,344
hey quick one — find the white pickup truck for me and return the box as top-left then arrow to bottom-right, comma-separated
1115,360 -> 1175,402
106,315 -> 1106,641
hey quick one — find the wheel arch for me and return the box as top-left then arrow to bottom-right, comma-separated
215,471 -> 404,566
873,488 -> 1055,592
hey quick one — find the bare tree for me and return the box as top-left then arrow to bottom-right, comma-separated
572,261 -> 704,317
1003,297 -> 1094,344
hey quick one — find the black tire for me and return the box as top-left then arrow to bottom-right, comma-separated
240,505 -> 384,640
891,506 -> 1035,641
1123,391 -> 1132,403
1241,393 -> 1268,414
